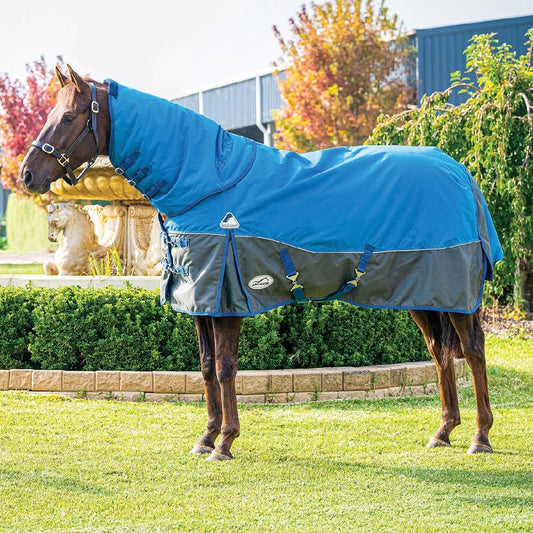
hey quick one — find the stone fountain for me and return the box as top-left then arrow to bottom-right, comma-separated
47,157 -> 161,276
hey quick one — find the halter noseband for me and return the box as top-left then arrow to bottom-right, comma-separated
32,82 -> 100,186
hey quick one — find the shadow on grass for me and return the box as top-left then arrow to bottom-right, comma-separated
0,467 -> 113,496
281,455 -> 533,509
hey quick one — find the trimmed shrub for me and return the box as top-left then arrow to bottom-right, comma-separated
28,286 -> 200,371
0,286 -> 429,371
278,302 -> 428,368
0,286 -> 39,368
239,311 -> 289,370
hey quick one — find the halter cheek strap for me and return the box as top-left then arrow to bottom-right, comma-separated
31,82 -> 100,186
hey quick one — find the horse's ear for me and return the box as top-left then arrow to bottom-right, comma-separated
55,66 -> 68,88
66,65 -> 86,93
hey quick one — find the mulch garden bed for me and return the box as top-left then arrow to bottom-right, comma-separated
482,306 -> 533,338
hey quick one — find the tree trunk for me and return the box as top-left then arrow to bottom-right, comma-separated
518,258 -> 533,313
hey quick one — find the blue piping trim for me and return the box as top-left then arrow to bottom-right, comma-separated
466,173 -> 496,281
107,83 -> 117,166
168,296 -> 481,317
168,299 -> 295,317
214,232 -> 231,314
106,79 -> 118,98
229,230 -> 254,313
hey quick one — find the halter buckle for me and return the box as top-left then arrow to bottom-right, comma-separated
91,101 -> 99,113
58,154 -> 70,167
42,143 -> 55,154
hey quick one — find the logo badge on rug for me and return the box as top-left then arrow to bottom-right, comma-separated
219,212 -> 240,229
248,275 -> 274,290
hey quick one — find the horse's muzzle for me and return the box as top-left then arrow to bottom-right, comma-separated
19,162 -> 52,194
21,169 -> 34,189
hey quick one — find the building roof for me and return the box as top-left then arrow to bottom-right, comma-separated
173,15 -> 533,132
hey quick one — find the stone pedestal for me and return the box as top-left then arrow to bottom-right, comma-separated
49,157 -> 161,276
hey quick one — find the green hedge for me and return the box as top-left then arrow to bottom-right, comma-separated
0,286 -> 429,371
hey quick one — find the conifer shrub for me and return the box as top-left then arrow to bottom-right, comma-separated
0,286 -> 428,371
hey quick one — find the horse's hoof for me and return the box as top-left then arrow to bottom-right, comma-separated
191,444 -> 214,455
206,450 -> 233,461
426,437 -> 451,448
467,442 -> 493,454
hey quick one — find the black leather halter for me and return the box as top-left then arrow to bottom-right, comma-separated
31,82 -> 100,186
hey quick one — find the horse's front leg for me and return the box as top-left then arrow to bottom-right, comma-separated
207,316 -> 242,461
191,316 -> 222,455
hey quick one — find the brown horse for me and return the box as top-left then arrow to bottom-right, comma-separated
20,66 -> 494,460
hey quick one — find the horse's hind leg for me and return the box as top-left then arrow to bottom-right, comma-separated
409,310 -> 462,447
191,317 -> 222,454
449,311 -> 493,453
207,316 -> 242,461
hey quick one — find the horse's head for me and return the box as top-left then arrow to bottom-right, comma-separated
19,65 -> 109,194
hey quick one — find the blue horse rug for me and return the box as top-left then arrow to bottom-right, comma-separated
106,81 -> 503,316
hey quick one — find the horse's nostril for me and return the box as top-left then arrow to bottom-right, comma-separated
23,170 -> 33,185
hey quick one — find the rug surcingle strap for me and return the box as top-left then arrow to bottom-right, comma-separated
279,244 -> 375,303
278,248 -> 306,303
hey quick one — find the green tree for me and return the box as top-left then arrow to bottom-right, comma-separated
368,31 -> 533,309
273,0 -> 415,151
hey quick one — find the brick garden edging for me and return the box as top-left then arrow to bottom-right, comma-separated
0,359 -> 468,403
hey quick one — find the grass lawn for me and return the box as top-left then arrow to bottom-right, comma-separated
0,263 -> 44,275
0,335 -> 531,532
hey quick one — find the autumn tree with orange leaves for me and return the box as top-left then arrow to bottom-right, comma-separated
0,56 -> 63,197
273,0 -> 415,151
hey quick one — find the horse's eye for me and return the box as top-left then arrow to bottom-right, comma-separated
62,115 -> 75,124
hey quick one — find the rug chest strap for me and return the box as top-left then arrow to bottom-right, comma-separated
158,214 -> 190,290
279,244 -> 375,303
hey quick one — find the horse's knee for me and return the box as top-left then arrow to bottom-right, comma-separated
216,357 -> 237,385
200,357 -> 217,382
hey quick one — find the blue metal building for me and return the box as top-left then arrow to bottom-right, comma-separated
415,15 -> 533,106
173,14 -> 533,144
173,73 -> 281,144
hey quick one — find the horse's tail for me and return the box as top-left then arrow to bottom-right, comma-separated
439,312 -> 464,367
412,310 -> 466,367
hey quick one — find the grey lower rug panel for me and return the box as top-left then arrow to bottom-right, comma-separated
161,233 -> 486,316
